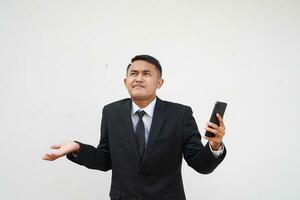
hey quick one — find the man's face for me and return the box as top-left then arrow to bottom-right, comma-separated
124,60 -> 163,102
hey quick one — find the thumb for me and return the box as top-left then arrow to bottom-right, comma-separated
51,144 -> 61,149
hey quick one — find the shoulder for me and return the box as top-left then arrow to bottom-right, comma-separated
104,98 -> 131,107
103,98 -> 131,111
158,98 -> 193,114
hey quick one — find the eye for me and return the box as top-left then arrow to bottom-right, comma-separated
129,71 -> 137,76
144,72 -> 151,76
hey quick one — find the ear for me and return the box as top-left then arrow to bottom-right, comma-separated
124,78 -> 127,86
157,79 -> 164,89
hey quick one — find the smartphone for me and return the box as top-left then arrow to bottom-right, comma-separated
205,101 -> 227,137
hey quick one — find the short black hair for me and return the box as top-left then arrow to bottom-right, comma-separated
126,54 -> 162,77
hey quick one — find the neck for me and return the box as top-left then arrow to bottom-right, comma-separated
132,96 -> 156,109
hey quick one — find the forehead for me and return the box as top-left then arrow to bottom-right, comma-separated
128,60 -> 157,72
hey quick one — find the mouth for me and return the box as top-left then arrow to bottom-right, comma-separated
133,85 -> 145,88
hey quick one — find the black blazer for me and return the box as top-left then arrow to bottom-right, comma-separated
67,97 -> 226,200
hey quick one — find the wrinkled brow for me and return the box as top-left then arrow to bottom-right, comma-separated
129,69 -> 151,73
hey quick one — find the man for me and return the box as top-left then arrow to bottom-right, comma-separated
43,55 -> 226,200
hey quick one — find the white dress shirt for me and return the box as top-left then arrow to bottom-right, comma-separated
131,98 -> 156,144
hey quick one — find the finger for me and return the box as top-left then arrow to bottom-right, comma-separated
45,153 -> 56,160
216,113 -> 225,128
205,126 -> 225,138
203,136 -> 220,143
205,126 -> 217,134
204,135 -> 223,144
45,152 -> 60,160
51,144 -> 61,149
42,154 -> 54,161
42,155 -> 49,160
206,122 -> 219,129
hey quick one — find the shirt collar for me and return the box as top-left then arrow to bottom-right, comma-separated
131,98 -> 157,118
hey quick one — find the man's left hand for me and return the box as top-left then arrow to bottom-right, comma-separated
204,113 -> 226,150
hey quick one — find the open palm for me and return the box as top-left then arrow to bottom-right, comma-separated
42,141 -> 80,161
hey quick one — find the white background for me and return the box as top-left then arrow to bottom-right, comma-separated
0,0 -> 299,199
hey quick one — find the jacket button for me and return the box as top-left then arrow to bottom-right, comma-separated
138,195 -> 143,200
139,173 -> 144,178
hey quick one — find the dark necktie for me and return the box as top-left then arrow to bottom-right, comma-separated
135,110 -> 146,158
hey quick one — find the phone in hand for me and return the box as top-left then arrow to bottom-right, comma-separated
205,101 -> 227,137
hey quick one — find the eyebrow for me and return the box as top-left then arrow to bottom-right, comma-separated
129,70 -> 151,73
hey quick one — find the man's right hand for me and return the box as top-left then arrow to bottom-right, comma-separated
42,141 -> 80,161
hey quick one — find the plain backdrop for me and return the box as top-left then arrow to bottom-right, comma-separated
0,0 -> 299,199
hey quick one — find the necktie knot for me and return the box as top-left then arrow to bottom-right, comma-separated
136,110 -> 146,119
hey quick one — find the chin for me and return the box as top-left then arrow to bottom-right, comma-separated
130,93 -> 147,100
131,95 -> 147,100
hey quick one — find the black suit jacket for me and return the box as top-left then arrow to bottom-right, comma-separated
67,97 -> 226,200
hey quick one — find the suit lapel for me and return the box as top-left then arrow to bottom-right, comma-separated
119,99 -> 141,161
143,98 -> 166,162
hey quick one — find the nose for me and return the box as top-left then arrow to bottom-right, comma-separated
135,73 -> 143,82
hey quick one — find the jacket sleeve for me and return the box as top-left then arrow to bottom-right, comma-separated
66,106 -> 112,171
182,106 -> 226,174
